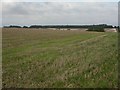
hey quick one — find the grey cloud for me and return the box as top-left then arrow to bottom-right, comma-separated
2,2 -> 118,26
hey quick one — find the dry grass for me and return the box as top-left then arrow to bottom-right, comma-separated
2,28 -> 118,88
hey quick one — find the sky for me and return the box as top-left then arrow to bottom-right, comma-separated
1,0 -> 119,26
1,0 -> 120,2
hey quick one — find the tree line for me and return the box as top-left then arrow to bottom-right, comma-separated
4,24 -> 119,32
3,24 -> 117,29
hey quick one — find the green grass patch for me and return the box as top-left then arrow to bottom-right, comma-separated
2,28 -> 118,88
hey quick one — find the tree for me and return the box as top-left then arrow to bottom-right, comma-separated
23,26 -> 28,28
87,25 -> 105,32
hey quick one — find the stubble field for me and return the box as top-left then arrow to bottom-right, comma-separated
2,28 -> 118,88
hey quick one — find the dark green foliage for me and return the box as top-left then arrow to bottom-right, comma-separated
3,25 -> 22,28
87,25 -> 105,32
23,26 -> 28,28
3,24 -> 114,29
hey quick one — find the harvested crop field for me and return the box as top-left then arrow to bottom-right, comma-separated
2,28 -> 118,88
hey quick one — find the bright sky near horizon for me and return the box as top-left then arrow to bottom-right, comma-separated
1,0 -> 119,26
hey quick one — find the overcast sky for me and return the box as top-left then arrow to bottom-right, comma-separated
2,0 -> 120,2
1,0 -> 119,26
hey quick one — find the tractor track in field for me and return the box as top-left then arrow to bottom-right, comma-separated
79,34 -> 107,44
63,34 -> 108,49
